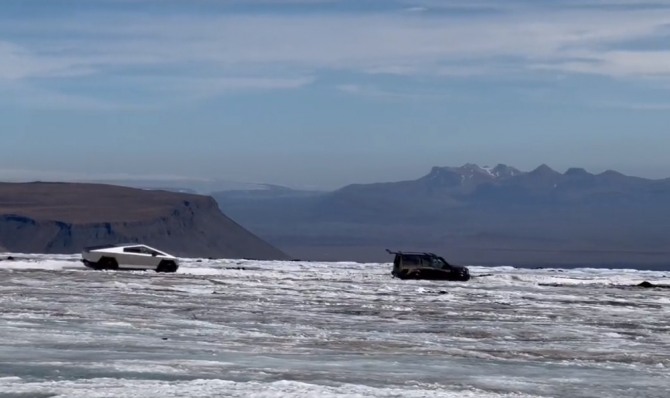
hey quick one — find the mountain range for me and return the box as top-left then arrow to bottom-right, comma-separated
213,164 -> 670,269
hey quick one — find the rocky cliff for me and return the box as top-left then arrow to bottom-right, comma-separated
0,182 -> 289,259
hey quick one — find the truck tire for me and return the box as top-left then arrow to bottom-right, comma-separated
156,260 -> 178,273
98,257 -> 119,270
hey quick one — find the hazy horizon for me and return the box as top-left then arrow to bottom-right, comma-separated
3,0 -> 670,189
1,162 -> 668,193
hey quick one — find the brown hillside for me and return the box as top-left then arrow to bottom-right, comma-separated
0,182 -> 289,259
0,182 -> 204,224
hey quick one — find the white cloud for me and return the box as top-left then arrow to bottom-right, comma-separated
593,100 -> 670,110
533,51 -> 670,77
0,41 -> 96,80
13,8 -> 667,76
2,2 -> 670,108
0,80 -> 120,111
336,83 -> 446,101
177,76 -> 316,99
403,6 -> 428,13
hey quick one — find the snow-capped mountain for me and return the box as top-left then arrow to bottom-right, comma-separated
423,163 -> 522,187
212,164 -> 670,267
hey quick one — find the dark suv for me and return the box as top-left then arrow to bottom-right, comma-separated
388,250 -> 470,281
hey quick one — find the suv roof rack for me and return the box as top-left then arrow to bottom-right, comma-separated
386,249 -> 438,256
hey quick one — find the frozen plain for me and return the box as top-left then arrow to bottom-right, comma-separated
0,255 -> 668,398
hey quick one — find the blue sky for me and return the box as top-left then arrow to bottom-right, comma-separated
2,0 -> 670,189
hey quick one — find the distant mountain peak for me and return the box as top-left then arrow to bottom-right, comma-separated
491,164 -> 521,178
423,163 -> 643,188
564,167 -> 592,177
424,166 -> 463,186
530,164 -> 559,175
458,163 -> 493,176
599,169 -> 625,178
455,163 -> 521,180
422,164 -> 492,187
423,163 -> 523,188
429,166 -> 449,175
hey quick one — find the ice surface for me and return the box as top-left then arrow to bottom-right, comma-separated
0,255 -> 669,397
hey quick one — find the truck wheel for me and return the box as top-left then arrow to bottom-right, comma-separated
156,260 -> 178,273
98,257 -> 119,270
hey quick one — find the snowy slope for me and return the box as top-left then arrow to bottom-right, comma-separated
0,255 -> 668,397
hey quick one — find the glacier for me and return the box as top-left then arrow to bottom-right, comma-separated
0,255 -> 668,397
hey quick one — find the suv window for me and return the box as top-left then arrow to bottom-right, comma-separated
430,257 -> 447,269
402,254 -> 423,266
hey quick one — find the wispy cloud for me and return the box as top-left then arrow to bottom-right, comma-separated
7,6 -> 668,77
533,51 -> 670,77
2,0 -> 670,108
0,79 -> 120,111
593,100 -> 670,110
336,83 -> 447,101
174,76 -> 316,99
0,41 -> 96,80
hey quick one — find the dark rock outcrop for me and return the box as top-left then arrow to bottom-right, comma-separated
637,281 -> 670,289
0,182 -> 288,260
